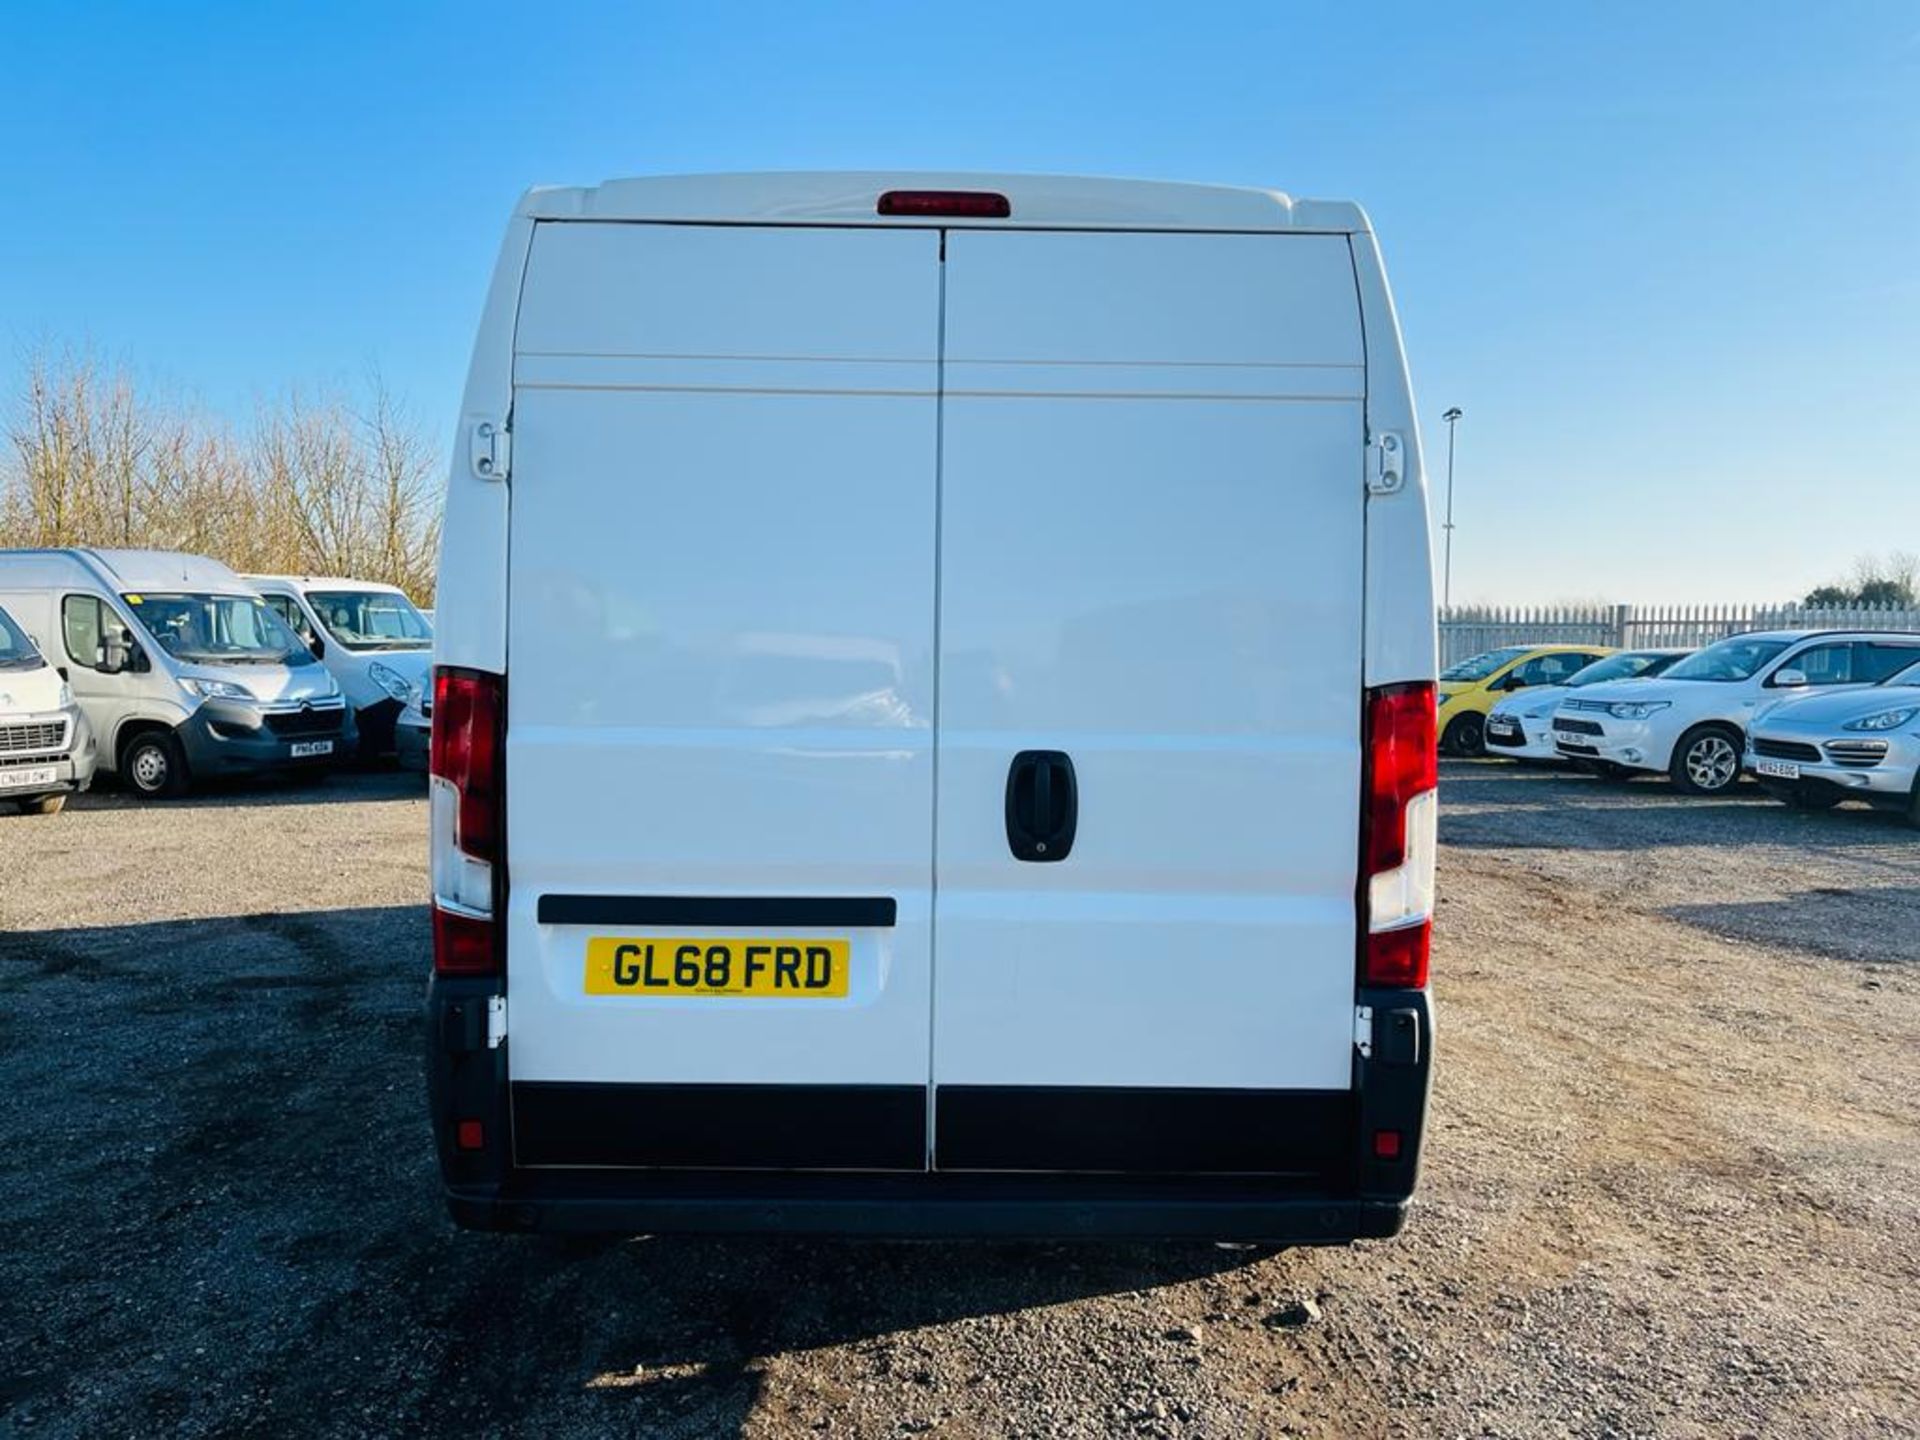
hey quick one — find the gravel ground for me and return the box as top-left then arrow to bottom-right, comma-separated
1,761 -> 1915,1438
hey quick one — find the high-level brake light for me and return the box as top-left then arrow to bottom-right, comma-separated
877,190 -> 1012,219
430,668 -> 504,976
1360,682 -> 1437,988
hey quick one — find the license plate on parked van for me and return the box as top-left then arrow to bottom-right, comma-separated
1755,758 -> 1800,780
289,740 -> 334,758
0,765 -> 57,790
584,937 -> 851,998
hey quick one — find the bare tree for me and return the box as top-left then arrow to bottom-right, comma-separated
1,345 -> 442,603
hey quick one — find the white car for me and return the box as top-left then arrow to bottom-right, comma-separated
426,171 -> 1438,1242
1483,648 -> 1691,760
1552,630 -> 1920,794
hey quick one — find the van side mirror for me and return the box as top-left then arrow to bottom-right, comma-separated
96,633 -> 127,674
1773,667 -> 1809,688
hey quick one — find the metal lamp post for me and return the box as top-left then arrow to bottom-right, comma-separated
1441,407 -> 1463,611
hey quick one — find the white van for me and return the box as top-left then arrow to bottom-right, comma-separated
428,173 -> 1439,1241
0,598 -> 97,814
248,574 -> 433,758
0,549 -> 350,797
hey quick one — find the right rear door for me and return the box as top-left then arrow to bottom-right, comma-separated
931,230 -> 1368,1173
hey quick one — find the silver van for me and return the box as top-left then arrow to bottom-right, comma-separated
0,549 -> 352,797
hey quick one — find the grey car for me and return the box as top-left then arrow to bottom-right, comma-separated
1746,657 -> 1920,824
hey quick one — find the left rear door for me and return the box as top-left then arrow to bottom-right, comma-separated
502,222 -> 942,1171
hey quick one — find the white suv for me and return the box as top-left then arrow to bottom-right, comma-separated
1552,630 -> 1920,794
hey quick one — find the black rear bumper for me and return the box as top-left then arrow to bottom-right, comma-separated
445,1170 -> 1408,1242
427,978 -> 1432,1243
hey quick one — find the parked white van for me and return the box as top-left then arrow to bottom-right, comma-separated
248,574 -> 433,758
0,549 -> 351,797
428,173 -> 1438,1241
0,598 -> 96,814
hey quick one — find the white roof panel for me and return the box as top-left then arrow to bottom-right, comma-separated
517,172 -> 1370,233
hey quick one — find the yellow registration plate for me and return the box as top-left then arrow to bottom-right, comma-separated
584,937 -> 850,998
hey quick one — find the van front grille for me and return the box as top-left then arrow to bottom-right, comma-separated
264,705 -> 346,738
0,720 -> 67,755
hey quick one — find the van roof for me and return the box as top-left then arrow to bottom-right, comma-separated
517,172 -> 1371,234
246,573 -> 409,595
0,547 -> 250,593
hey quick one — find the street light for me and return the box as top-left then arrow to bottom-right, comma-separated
1440,407 -> 1463,611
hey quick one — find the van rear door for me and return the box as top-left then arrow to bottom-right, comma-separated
930,231 -> 1367,1173
502,223 -> 941,1171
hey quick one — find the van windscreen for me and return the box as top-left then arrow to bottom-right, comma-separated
0,604 -> 42,670
124,593 -> 313,666
307,590 -> 432,651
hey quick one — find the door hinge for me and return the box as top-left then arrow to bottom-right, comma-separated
1353,1004 -> 1374,1059
470,418 -> 511,482
1366,431 -> 1406,495
486,994 -> 507,1049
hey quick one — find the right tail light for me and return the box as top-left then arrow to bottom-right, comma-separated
1359,682 -> 1437,988
430,668 -> 504,976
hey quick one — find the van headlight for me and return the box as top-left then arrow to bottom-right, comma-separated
1844,706 -> 1919,732
1607,701 -> 1670,720
367,662 -> 415,705
180,677 -> 257,702
57,680 -> 73,708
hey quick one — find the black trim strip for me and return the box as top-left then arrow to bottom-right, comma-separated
936,1086 -> 1353,1176
535,894 -> 897,928
512,1082 -> 926,1171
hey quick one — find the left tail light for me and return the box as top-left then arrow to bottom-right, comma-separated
1359,681 -> 1437,988
430,667 -> 503,976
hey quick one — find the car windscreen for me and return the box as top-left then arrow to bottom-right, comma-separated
0,603 -> 43,671
1441,646 -> 1532,683
124,592 -> 314,667
306,590 -> 433,651
1662,637 -> 1790,683
1565,651 -> 1680,687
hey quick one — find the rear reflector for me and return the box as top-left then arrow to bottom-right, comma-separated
455,1119 -> 486,1152
1364,921 -> 1430,990
1360,682 -> 1438,989
877,189 -> 1011,219
1372,1128 -> 1403,1160
433,904 -> 499,977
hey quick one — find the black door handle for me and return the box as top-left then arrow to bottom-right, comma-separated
1006,750 -> 1077,862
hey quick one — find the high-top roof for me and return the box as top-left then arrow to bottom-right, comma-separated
516,171 -> 1370,233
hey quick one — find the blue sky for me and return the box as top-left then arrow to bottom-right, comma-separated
3,1 -> 1915,604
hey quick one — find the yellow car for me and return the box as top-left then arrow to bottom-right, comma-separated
1438,644 -> 1614,756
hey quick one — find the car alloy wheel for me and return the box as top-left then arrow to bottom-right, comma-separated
1683,733 -> 1739,792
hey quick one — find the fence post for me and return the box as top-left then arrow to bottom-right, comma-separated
1611,604 -> 1630,647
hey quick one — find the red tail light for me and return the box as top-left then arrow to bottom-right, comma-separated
1360,682 -> 1437,989
430,668 -> 504,977
1362,682 -> 1437,875
877,189 -> 1012,218
431,669 -> 503,864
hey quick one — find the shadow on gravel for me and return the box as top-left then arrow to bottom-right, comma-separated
66,766 -> 424,814
1662,886 -> 1920,968
1,904 -> 1260,1438
1439,763 -> 1914,852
